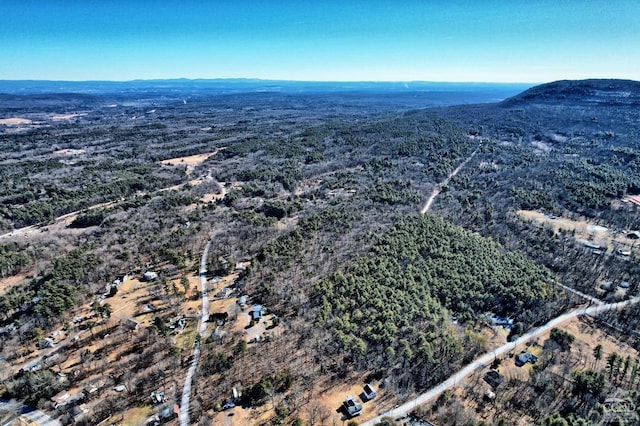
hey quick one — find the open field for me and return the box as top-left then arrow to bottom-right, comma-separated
0,274 -> 26,297
0,117 -> 32,125
51,113 -> 87,121
518,209 -> 638,254
161,150 -> 224,175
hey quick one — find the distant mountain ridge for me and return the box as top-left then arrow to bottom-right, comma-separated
501,79 -> 640,107
0,78 -> 531,96
0,79 -> 534,110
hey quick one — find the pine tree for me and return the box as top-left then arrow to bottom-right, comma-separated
593,344 -> 603,369
606,352 -> 620,381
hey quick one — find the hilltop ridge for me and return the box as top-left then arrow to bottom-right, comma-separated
501,78 -> 640,107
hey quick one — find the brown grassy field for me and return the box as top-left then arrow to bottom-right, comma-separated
161,149 -> 225,175
518,210 -> 637,253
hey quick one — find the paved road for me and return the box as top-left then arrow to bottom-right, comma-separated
0,399 -> 61,426
179,236 -> 213,426
361,296 -> 639,425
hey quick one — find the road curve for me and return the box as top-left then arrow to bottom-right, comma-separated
361,296 -> 639,425
179,238 -> 212,426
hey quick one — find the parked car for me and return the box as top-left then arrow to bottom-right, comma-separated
343,395 -> 363,417
363,383 -> 377,401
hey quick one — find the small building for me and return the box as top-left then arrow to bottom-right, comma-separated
51,391 -> 71,408
515,350 -> 538,367
600,281 -> 613,290
343,395 -> 363,417
363,384 -> 377,401
104,278 -> 121,294
483,370 -> 504,388
619,281 -> 631,289
85,380 -> 105,394
617,249 -> 631,257
43,353 -> 60,367
151,390 -> 165,404
250,305 -> 264,321
626,231 -> 640,240
142,271 -> 158,281
583,241 -> 601,249
145,415 -> 161,426
222,400 -> 236,410
235,261 -> 250,271
486,313 -> 514,329
161,406 -> 172,418
215,287 -> 233,299
124,318 -> 140,331
238,295 -> 248,308
39,338 -> 55,349
176,318 -> 186,329
0,323 -> 16,336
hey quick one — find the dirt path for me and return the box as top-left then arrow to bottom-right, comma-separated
416,149 -> 606,306
554,280 -> 604,306
420,146 -> 479,214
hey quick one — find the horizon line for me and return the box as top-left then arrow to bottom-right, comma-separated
0,77 -> 544,85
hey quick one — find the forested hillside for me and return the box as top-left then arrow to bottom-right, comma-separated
437,80 -> 640,297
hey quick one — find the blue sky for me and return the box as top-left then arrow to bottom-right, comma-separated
1,0 -> 639,83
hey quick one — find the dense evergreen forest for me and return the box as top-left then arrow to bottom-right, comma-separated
316,214 -> 556,389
